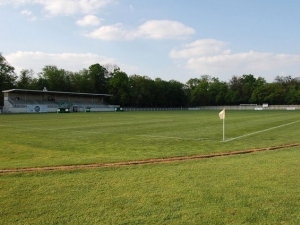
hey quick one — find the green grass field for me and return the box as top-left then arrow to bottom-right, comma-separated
1,110 -> 300,169
1,110 -> 300,224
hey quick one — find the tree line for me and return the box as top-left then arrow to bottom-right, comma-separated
1,53 -> 300,107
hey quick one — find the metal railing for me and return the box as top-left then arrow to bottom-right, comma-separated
123,107 -> 188,111
189,105 -> 300,110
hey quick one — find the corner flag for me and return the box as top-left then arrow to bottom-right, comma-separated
219,109 -> 225,141
219,109 -> 225,120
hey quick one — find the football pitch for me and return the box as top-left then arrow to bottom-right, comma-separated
0,110 -> 299,169
1,110 -> 300,224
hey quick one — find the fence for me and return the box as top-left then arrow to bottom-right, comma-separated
189,105 -> 300,110
123,105 -> 300,111
1,105 -> 299,114
123,107 -> 188,111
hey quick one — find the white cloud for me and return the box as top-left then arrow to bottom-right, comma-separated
40,0 -> 108,15
5,51 -> 127,74
20,9 -> 37,21
76,15 -> 102,26
129,4 -> 134,11
136,20 -> 195,40
20,9 -> 32,16
171,39 -> 300,81
187,50 -> 300,74
86,20 -> 195,40
86,23 -> 130,40
1,0 -> 114,15
170,39 -> 230,58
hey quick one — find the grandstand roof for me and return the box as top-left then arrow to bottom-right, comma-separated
2,89 -> 112,97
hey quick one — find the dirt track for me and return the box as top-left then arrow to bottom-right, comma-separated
1,143 -> 299,174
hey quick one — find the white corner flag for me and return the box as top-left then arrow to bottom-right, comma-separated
219,109 -> 225,141
219,109 -> 225,120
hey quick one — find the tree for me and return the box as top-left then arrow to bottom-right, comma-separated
189,75 -> 211,106
227,74 -> 264,104
128,75 -> 154,107
228,75 -> 244,104
38,65 -> 72,91
285,86 -> 300,104
69,69 -> 89,93
16,69 -> 34,89
164,80 -> 187,107
261,83 -> 285,104
185,78 -> 201,106
153,78 -> 168,107
250,77 -> 267,104
208,77 -> 228,105
274,75 -> 300,104
88,63 -> 109,94
185,78 -> 201,90
241,74 -> 257,102
109,68 -> 130,106
0,53 -> 17,105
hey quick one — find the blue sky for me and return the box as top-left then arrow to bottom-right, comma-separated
1,0 -> 300,83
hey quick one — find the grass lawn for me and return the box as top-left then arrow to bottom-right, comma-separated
1,148 -> 300,224
1,110 -> 300,224
0,110 -> 300,169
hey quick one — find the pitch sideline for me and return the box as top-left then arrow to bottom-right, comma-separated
137,135 -> 209,141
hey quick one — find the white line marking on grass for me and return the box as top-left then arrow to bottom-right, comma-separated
137,135 -> 208,141
74,131 -> 103,134
224,119 -> 300,142
30,124 -> 104,131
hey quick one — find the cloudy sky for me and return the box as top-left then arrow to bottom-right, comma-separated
1,0 -> 300,83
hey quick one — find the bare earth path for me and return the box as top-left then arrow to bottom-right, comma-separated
1,143 -> 299,174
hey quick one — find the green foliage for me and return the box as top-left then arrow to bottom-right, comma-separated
128,75 -> 155,107
38,65 -> 72,92
190,75 -> 210,106
0,53 -> 17,105
16,69 -> 35,89
109,68 -> 130,105
262,83 -> 286,104
69,69 -> 90,93
88,63 -> 109,93
153,79 -> 187,107
227,74 -> 265,104
208,77 -> 228,105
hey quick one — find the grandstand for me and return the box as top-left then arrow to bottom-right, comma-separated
2,89 -> 119,113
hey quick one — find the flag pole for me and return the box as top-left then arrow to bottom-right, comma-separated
219,108 -> 225,142
223,115 -> 225,142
